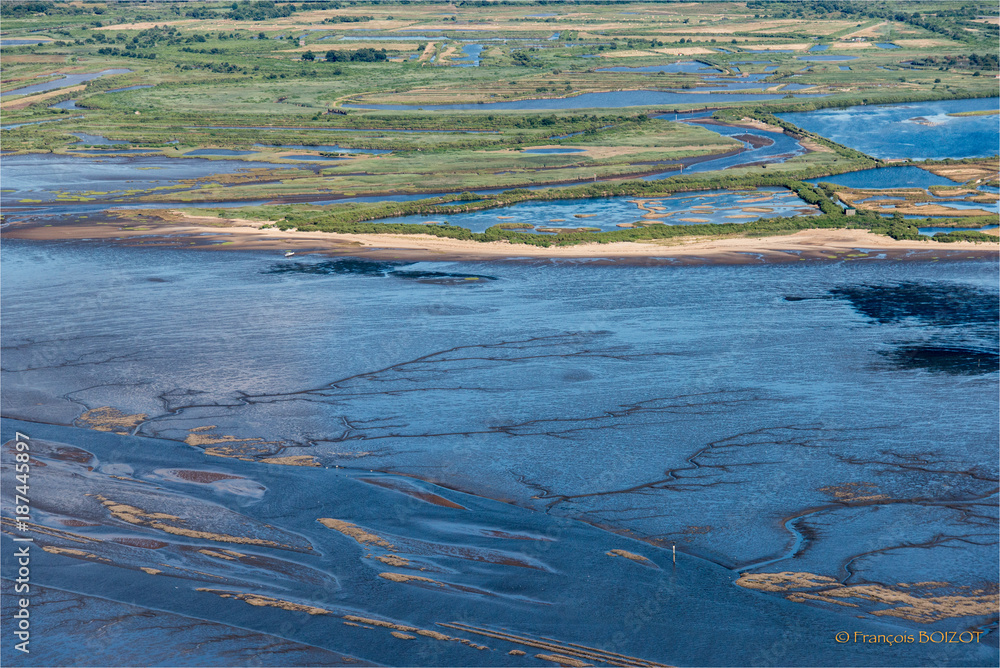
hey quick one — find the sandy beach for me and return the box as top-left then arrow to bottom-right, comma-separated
6,211 -> 997,264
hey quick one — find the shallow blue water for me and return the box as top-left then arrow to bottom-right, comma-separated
49,99 -> 82,109
643,118 -> 807,176
779,98 -> 1000,159
809,44 -> 829,52
71,132 -> 128,146
377,187 -> 815,231
522,147 -> 585,154
451,43 -> 483,67
806,166 -> 960,188
914,200 -> 999,214
0,242 -> 996,666
0,68 -> 132,97
1,116 -> 81,130
919,224 -> 998,236
874,43 -> 901,49
0,154 -> 299,205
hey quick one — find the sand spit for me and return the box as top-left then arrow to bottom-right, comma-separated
6,215 -> 996,264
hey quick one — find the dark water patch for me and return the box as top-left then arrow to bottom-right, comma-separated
263,258 -> 496,283
828,282 -> 999,328
49,99 -> 82,110
883,345 -> 999,375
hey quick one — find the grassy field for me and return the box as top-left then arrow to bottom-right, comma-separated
1,0 -> 997,230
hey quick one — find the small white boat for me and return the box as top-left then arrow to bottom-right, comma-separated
284,251 -> 295,257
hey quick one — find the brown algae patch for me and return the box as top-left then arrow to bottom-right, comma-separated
376,555 -> 411,567
606,549 -> 657,567
359,477 -> 468,510
166,469 -> 245,484
439,622 -> 669,666
77,407 -> 146,434
536,653 -> 593,667
112,537 -> 170,549
342,615 -> 483,647
184,429 -> 282,458
819,482 -> 889,503
736,573 -> 999,623
378,573 -> 499,598
197,588 -> 331,615
261,455 -> 321,467
41,546 -> 107,561
93,495 -> 284,548
318,518 -> 395,549
379,572 -> 439,585
737,572 -> 839,592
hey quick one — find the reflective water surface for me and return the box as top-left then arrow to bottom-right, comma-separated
1,240 -> 997,666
